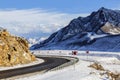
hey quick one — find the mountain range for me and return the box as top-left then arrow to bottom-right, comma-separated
31,7 -> 120,52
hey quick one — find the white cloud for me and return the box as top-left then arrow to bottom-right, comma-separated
0,9 -> 89,38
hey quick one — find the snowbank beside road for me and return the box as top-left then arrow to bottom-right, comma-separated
0,58 -> 44,71
33,50 -> 120,60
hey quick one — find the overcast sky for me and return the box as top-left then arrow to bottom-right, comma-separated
0,0 -> 120,39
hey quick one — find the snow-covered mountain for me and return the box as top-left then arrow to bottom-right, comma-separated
31,7 -> 120,51
28,37 -> 47,47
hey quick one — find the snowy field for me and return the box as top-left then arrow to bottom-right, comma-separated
14,50 -> 120,80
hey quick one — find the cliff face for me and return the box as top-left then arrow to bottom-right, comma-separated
0,29 -> 36,66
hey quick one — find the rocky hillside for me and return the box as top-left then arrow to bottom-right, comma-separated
0,28 -> 36,66
31,7 -> 120,51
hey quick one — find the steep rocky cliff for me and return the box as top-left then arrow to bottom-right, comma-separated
0,28 -> 36,66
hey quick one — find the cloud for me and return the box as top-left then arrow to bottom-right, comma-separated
0,9 -> 89,38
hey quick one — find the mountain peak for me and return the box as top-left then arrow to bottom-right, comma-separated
31,8 -> 120,51
99,7 -> 108,11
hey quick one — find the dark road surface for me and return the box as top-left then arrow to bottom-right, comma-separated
0,56 -> 70,79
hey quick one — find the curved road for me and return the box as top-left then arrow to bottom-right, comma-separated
0,56 -> 70,79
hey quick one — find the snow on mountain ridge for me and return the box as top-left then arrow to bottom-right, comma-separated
28,37 -> 47,47
31,7 -> 120,51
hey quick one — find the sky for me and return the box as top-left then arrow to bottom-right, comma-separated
0,0 -> 120,13
0,0 -> 120,40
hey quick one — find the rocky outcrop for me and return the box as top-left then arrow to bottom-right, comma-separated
101,22 -> 120,35
88,62 -> 104,71
89,62 -> 120,80
0,29 -> 36,66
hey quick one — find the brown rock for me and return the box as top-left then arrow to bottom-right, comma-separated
0,29 -> 36,66
106,71 -> 120,80
88,62 -> 104,71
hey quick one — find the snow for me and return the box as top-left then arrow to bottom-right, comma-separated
14,50 -> 120,80
31,8 -> 120,51
87,32 -> 108,40
28,37 -> 47,46
0,58 -> 44,71
16,56 -> 100,80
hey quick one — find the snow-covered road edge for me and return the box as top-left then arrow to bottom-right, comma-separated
0,58 -> 44,71
50,56 -> 79,71
32,50 -> 120,60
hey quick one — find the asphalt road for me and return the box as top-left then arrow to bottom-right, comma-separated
0,56 -> 70,79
